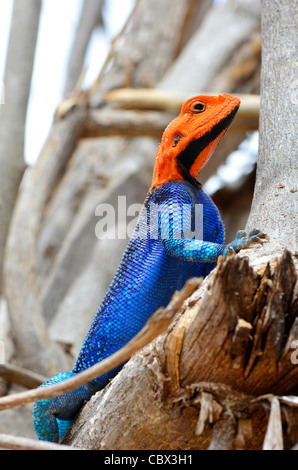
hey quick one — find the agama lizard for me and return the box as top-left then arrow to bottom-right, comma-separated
33,94 -> 267,441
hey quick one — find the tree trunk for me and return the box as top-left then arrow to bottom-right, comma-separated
65,247 -> 297,449
0,0 -> 41,295
246,0 -> 297,251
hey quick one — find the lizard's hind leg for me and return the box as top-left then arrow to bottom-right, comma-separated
33,371 -> 91,442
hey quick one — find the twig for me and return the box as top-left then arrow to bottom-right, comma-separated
0,433 -> 80,451
0,278 -> 201,411
104,87 -> 260,119
0,363 -> 47,389
90,0 -> 141,94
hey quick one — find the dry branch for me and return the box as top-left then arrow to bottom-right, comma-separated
0,363 -> 47,390
84,108 -> 174,139
76,90 -> 260,141
90,0 -> 196,104
105,88 -> 259,116
78,88 -> 260,143
0,433 -> 78,451
174,248 -> 297,395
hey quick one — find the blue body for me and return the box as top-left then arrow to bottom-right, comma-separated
73,181 -> 224,390
33,180 -> 263,441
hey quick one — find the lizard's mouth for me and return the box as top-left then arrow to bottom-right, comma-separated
176,105 -> 239,187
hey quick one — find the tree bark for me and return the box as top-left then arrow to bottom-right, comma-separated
246,0 -> 297,251
0,0 -> 41,295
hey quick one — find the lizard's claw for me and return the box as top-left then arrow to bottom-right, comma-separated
248,228 -> 269,239
228,246 -> 236,255
247,230 -> 270,246
224,229 -> 269,255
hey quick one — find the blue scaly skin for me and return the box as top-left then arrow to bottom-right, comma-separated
33,95 -> 268,441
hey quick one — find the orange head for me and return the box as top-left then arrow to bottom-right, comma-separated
151,94 -> 240,189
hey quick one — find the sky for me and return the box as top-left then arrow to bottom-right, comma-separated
0,0 -> 135,165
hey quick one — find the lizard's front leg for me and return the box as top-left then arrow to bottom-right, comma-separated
163,229 -> 269,263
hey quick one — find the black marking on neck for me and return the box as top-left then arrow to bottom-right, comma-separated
177,105 -> 239,186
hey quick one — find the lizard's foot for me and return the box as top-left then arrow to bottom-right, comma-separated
33,371 -> 91,442
224,229 -> 269,255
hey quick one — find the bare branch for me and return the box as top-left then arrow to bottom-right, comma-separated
0,363 -> 47,389
105,88 -> 259,115
84,108 -> 174,139
81,90 -> 260,141
0,433 -> 79,451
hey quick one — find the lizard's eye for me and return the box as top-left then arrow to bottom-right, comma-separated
192,102 -> 206,113
172,133 -> 183,147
